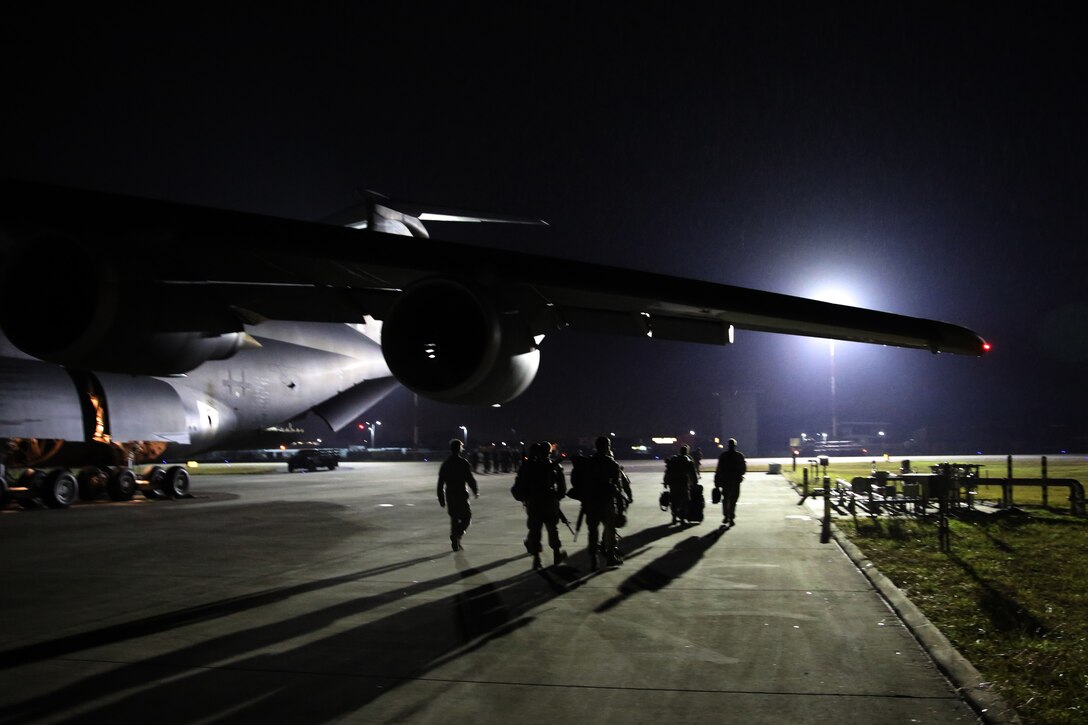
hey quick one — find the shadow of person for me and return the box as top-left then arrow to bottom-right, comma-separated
0,552 -> 526,724
594,526 -> 727,613
0,521 -> 725,724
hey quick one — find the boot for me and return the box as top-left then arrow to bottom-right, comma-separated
553,548 -> 567,567
531,554 -> 542,570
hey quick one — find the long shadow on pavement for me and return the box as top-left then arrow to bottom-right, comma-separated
0,521 -> 704,724
595,525 -> 728,612
0,553 -> 446,671
0,552 -> 525,724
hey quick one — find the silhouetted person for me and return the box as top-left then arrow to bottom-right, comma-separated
580,436 -> 633,568
664,444 -> 699,525
714,438 -> 746,527
437,438 -> 478,550
513,441 -> 568,569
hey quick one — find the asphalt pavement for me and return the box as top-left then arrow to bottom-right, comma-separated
0,460 -> 989,723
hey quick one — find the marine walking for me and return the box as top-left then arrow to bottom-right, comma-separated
571,436 -> 633,569
714,438 -> 746,527
437,438 -> 478,550
512,441 -> 569,569
663,444 -> 700,525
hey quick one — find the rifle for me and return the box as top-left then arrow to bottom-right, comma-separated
574,507 -> 585,541
557,505 -> 576,537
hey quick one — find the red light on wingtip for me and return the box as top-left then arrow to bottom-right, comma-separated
982,342 -> 992,353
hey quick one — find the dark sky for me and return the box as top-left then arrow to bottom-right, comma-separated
2,4 -> 1086,454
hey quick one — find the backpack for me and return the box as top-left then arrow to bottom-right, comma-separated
664,455 -> 690,485
515,458 -> 555,502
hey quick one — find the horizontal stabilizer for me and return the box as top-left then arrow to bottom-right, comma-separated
312,377 -> 402,432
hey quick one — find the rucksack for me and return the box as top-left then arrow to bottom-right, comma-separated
664,455 -> 690,485
516,458 -> 555,501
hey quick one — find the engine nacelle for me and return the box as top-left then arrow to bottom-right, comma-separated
381,278 -> 540,405
0,234 -> 243,375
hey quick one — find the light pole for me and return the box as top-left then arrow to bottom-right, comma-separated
829,341 -> 837,439
370,420 -> 381,448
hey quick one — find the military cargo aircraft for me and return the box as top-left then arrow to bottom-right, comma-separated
0,179 -> 988,507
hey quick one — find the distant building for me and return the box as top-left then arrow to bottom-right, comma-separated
791,422 -> 891,457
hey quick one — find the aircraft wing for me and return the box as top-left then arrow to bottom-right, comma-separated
0,179 -> 987,404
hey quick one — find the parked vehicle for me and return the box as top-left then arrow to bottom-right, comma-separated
287,448 -> 340,472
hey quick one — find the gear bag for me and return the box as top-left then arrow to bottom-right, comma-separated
687,483 -> 705,523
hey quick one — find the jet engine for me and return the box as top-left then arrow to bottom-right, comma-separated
381,278 -> 540,405
0,235 -> 244,375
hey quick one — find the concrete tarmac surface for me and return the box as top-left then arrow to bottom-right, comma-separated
0,461 -> 981,723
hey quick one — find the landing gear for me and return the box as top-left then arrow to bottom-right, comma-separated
0,461 -> 192,510
106,468 -> 137,501
144,466 -> 166,498
78,466 -> 107,501
40,469 -> 79,508
16,469 -> 46,509
142,465 -> 189,498
8,469 -> 79,509
161,465 -> 190,498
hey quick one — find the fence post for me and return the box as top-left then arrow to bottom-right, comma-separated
1005,454 -> 1014,508
938,470 -> 951,552
1042,455 -> 1049,509
820,475 -> 831,543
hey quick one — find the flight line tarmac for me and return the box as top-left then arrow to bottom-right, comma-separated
0,460 -> 988,723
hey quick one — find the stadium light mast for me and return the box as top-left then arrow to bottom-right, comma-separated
808,285 -> 857,442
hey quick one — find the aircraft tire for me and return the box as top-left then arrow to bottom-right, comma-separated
0,478 -> 10,510
144,466 -> 166,498
162,466 -> 190,498
41,469 -> 79,508
77,467 -> 106,501
107,468 -> 137,501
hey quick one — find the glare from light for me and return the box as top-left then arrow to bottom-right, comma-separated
808,286 -> 860,307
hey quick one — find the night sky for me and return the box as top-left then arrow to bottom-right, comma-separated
2,5 -> 1086,454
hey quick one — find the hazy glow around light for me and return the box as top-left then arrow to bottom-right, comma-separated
808,286 -> 860,307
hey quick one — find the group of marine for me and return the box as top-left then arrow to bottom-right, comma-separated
436,436 -> 747,571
